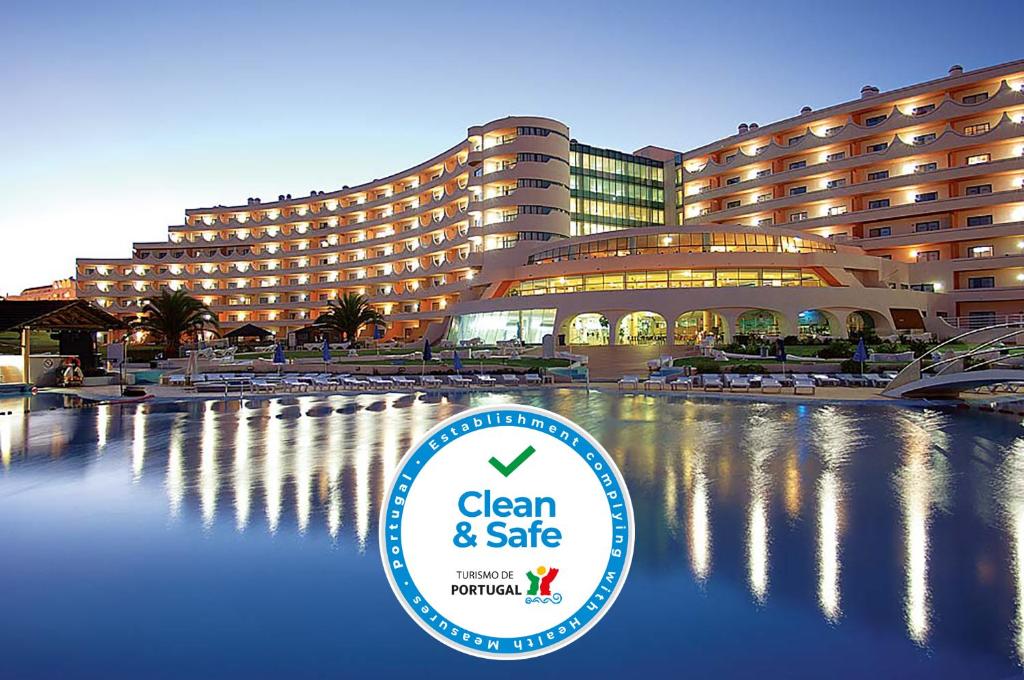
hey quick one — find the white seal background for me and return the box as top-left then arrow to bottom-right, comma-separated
379,404 -> 635,660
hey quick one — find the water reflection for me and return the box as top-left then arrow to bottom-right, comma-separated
3,391 -> 1024,673
894,409 -> 952,646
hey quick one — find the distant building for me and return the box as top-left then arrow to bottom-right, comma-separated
7,278 -> 77,302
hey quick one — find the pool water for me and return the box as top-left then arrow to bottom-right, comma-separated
1,390 -> 1023,678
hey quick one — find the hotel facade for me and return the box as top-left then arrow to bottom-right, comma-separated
77,59 -> 1024,348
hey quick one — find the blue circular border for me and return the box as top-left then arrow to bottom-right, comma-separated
380,404 -> 633,659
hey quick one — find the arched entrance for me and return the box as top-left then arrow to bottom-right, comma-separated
847,310 -> 877,336
566,313 -> 610,346
736,309 -> 782,338
798,309 -> 837,338
617,311 -> 667,345
675,311 -> 726,345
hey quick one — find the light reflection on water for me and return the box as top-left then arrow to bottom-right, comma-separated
2,390 -> 1024,677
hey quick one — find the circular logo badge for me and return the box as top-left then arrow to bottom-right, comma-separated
380,404 -> 634,660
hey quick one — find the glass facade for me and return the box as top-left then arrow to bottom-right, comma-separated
507,268 -> 825,296
528,230 -> 834,264
570,142 -> 665,236
446,309 -> 556,344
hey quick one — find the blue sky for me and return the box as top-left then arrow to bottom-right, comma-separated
2,0 -> 1021,294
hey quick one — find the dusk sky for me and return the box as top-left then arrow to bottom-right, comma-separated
3,0 -> 1022,295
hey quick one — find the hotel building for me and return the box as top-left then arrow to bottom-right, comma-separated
77,59 -> 1024,348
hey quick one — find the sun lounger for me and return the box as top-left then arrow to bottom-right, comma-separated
501,374 -> 521,386
760,377 -> 782,393
770,373 -> 794,387
812,374 -> 840,387
448,375 -> 473,387
369,377 -> 395,389
252,379 -> 277,393
728,376 -> 750,392
836,373 -> 869,387
166,375 -> 187,387
524,374 -> 543,385
476,374 -> 497,386
670,377 -> 692,391
863,373 -> 890,387
419,375 -> 443,388
702,375 -> 724,392
343,376 -> 370,389
617,375 -> 640,390
644,376 -> 666,390
392,376 -> 416,388
793,377 -> 816,394
282,378 -> 309,392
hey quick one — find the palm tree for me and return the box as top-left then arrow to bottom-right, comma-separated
132,289 -> 220,358
316,293 -> 385,345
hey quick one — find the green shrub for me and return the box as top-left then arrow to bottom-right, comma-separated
840,359 -> 864,374
675,357 -> 722,374
818,341 -> 854,359
728,363 -> 767,374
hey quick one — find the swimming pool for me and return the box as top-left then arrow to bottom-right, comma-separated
1,390 -> 1022,678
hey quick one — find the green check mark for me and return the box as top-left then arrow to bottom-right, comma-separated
488,445 -> 536,477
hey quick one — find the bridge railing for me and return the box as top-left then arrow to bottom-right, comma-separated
882,321 -> 1024,396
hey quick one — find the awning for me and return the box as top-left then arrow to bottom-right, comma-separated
0,300 -> 126,332
224,323 -> 273,339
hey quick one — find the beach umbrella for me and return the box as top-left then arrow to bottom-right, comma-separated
852,337 -> 869,374
775,337 -> 787,375
422,337 -> 432,376
322,337 -> 332,367
273,343 -> 286,374
453,349 -> 463,375
184,349 -> 198,385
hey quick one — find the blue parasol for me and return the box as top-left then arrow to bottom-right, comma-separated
453,349 -> 463,373
322,337 -> 332,363
273,342 -> 286,364
852,337 -> 869,374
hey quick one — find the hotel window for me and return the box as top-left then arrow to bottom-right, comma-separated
757,218 -> 774,226
868,199 -> 891,209
911,283 -> 936,292
962,92 -> 989,104
866,142 -> 888,153
827,205 -> 848,216
966,245 -> 994,258
913,133 -> 937,145
755,146 -> 768,155
916,250 -> 940,262
790,186 -> 807,195
868,227 -> 892,237
726,176 -> 740,185
967,276 -> 995,289
826,152 -> 846,162
966,153 -> 991,165
967,214 -> 993,226
915,221 -> 940,232
726,200 -> 741,209
788,135 -> 804,146
867,170 -> 890,181
757,193 -> 773,202
912,104 -> 936,116
964,122 -> 990,136
965,184 -> 992,195
826,179 -> 846,189
825,126 -> 843,136
915,192 -> 938,202
915,162 -> 938,173
790,211 -> 808,222
789,160 -> 807,170
756,168 -> 772,178
865,114 -> 888,127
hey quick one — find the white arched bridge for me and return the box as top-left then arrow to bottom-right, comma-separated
883,323 -> 1024,399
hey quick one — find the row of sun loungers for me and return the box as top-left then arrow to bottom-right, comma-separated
619,371 -> 898,394
168,371 -> 541,393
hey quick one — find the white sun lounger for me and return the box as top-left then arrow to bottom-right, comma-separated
343,376 -> 370,389
728,376 -> 750,392
760,377 -> 782,393
476,375 -> 497,386
836,373 -> 869,386
702,375 -> 724,392
252,379 -> 277,393
419,375 -> 443,388
793,377 -> 816,394
524,374 -> 543,385
670,377 -> 692,391
392,376 -> 416,388
644,376 -> 666,390
617,375 -> 640,390
770,373 -> 795,387
282,378 -> 309,392
502,374 -> 521,386
812,374 -> 840,387
448,375 -> 473,387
